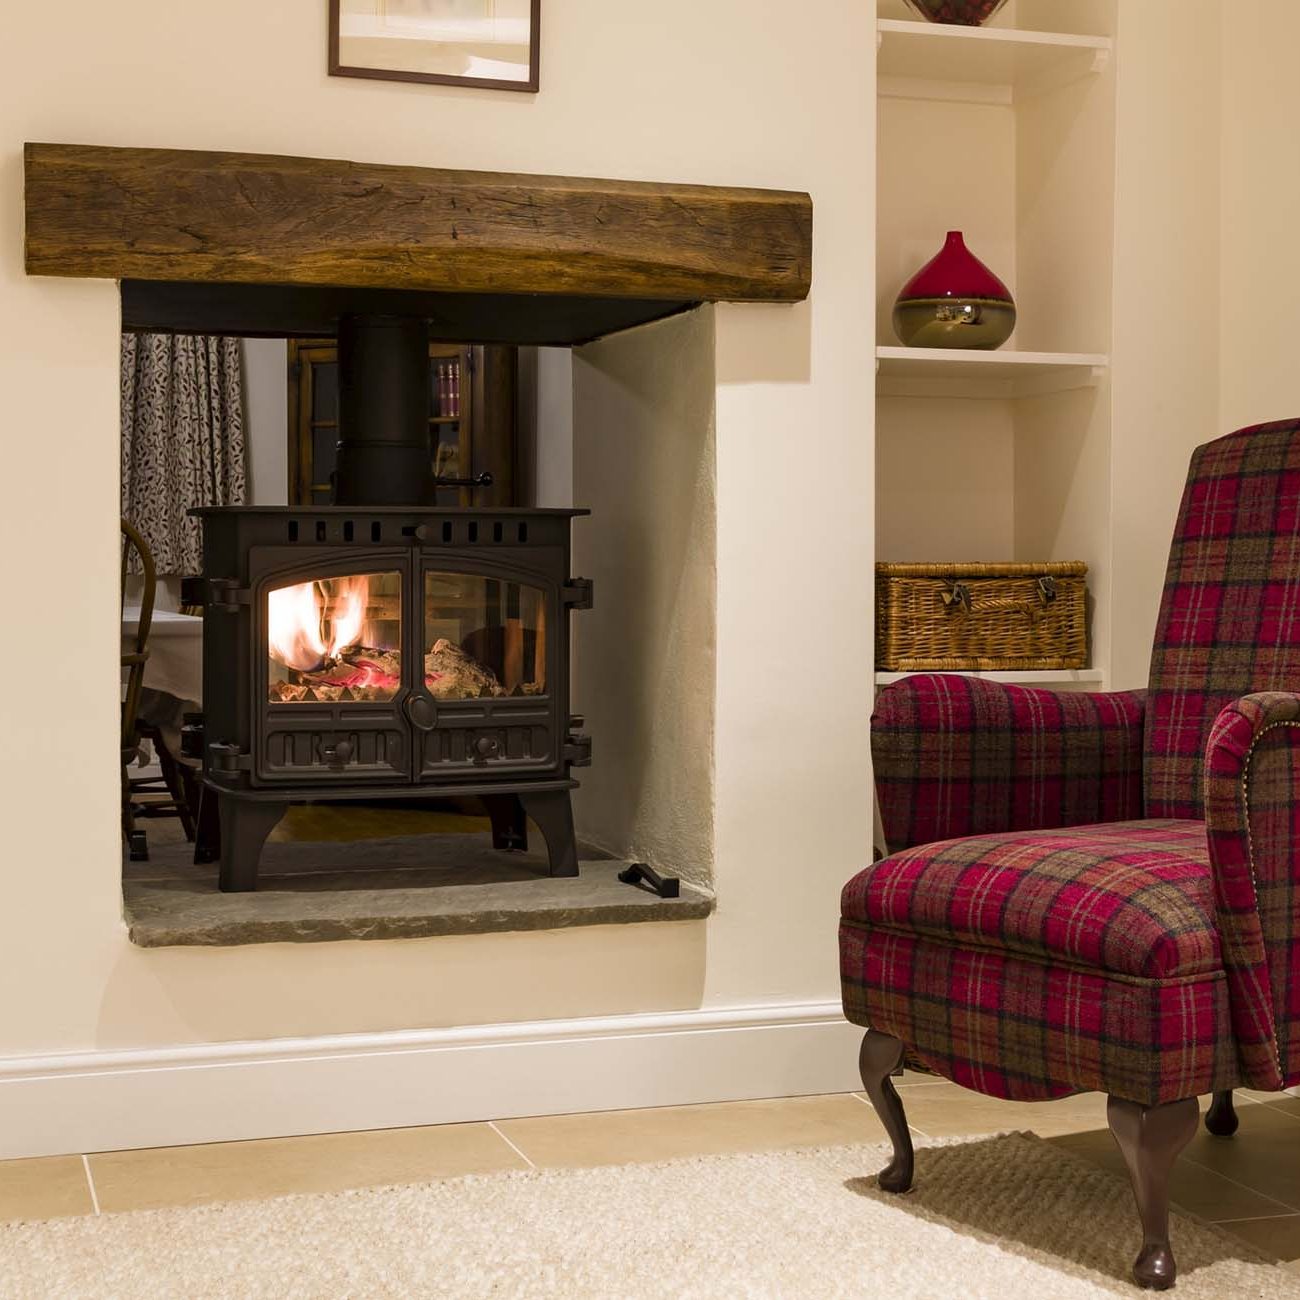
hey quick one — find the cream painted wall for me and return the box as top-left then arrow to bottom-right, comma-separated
0,1 -> 874,1057
242,338 -> 289,507
876,396 -> 1016,562
572,309 -> 716,889
1219,1 -> 1300,434
533,347 -> 574,509
1108,0 -> 1222,690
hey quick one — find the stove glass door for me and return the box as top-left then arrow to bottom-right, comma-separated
417,569 -> 556,778
423,572 -> 547,700
266,571 -> 403,703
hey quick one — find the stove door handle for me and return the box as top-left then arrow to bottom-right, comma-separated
404,694 -> 438,733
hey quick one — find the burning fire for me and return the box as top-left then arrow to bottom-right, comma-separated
268,577 -> 367,672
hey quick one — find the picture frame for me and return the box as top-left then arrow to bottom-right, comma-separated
329,0 -> 540,93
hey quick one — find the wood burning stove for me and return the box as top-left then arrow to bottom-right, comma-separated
184,314 -> 592,891
186,506 -> 591,891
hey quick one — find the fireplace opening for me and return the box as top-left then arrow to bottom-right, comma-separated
116,304 -> 599,896
120,305 -> 718,943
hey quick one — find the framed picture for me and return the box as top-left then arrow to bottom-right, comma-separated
329,0 -> 540,93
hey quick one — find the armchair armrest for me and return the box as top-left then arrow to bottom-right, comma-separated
1204,691 -> 1300,1092
873,673 -> 1146,853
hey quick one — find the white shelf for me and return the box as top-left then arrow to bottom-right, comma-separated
875,668 -> 1104,687
875,346 -> 1108,399
877,19 -> 1111,103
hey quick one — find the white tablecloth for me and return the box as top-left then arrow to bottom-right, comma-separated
122,609 -> 203,704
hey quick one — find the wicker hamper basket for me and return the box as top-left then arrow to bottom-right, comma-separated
876,561 -> 1088,671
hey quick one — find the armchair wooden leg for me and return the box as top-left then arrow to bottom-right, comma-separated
1107,1096 -> 1198,1290
1205,1089 -> 1239,1137
859,1030 -> 914,1194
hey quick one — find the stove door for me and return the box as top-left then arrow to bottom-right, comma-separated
256,554 -> 412,785
415,564 -> 560,779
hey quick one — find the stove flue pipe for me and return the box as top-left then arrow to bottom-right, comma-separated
333,313 -> 435,506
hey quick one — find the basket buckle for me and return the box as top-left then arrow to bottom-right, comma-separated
942,581 -> 972,613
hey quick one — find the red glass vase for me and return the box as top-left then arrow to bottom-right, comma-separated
892,231 -> 1016,350
901,0 -> 1011,25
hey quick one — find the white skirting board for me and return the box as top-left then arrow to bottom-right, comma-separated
0,1002 -> 863,1159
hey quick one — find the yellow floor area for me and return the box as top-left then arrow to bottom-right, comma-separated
3,1078 -> 1298,1270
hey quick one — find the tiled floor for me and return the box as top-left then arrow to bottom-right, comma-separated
2,1078 -> 1299,1270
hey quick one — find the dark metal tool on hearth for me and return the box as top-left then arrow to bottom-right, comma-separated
618,863 -> 681,899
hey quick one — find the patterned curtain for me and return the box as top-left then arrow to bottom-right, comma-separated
121,334 -> 247,574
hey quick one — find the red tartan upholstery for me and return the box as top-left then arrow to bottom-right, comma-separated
843,821 -> 1217,980
840,925 -> 1238,1104
844,418 -> 1300,1106
873,674 -> 1146,853
1146,419 -> 1300,819
1205,692 -> 1300,1091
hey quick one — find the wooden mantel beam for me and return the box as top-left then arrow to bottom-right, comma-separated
23,143 -> 812,305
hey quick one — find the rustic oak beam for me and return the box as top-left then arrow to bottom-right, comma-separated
24,143 -> 812,304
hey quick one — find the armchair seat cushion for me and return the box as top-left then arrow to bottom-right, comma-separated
843,819 -> 1218,980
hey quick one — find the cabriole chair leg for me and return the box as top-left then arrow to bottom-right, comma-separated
859,1030 -> 914,1194
1205,1089 -> 1239,1137
1107,1095 -> 1198,1290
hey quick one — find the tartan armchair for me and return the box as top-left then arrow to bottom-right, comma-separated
843,419 -> 1300,1289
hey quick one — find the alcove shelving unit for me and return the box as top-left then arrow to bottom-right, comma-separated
876,346 -> 1107,399
876,17 -> 1110,96
873,0 -> 1118,692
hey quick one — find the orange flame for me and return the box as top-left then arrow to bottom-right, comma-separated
330,581 -> 366,658
268,576 -> 369,672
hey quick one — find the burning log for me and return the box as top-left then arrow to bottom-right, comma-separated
268,639 -> 540,703
424,638 -> 506,700
269,646 -> 401,704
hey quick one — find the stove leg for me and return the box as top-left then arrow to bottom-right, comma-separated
518,790 -> 579,877
218,799 -> 287,892
483,794 -> 528,853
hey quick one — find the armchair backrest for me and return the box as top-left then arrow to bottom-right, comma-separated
1145,419 -> 1300,819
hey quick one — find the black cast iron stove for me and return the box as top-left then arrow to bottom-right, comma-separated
185,316 -> 592,891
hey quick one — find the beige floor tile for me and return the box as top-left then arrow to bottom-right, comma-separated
1179,1103 -> 1300,1212
89,1122 -> 526,1213
1050,1128 -> 1296,1223
1250,1095 -> 1300,1119
1215,1214 -> 1300,1264
497,1093 -> 883,1169
876,1081 -> 1109,1139
0,1156 -> 94,1222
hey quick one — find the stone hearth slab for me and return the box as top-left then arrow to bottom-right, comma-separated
122,824 -> 712,948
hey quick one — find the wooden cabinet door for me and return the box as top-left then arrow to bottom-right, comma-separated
287,342 -> 517,507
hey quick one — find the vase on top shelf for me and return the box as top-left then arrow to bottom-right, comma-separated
892,231 -> 1016,350
901,0 -> 1010,25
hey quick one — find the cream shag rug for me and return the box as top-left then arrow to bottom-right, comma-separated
0,1133 -> 1295,1299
